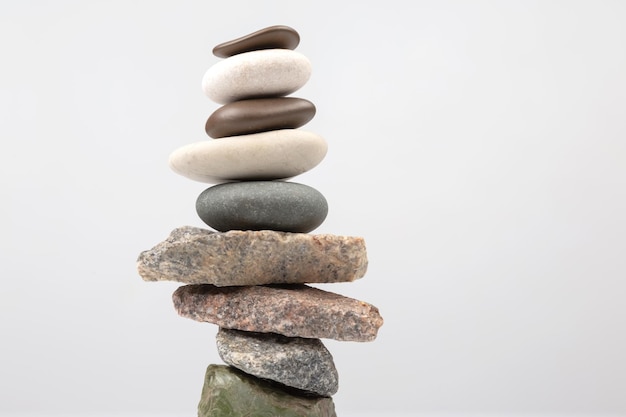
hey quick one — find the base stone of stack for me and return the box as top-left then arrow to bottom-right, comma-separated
216,328 -> 338,397
137,226 -> 367,286
198,364 -> 336,417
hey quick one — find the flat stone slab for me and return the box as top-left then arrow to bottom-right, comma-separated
173,284 -> 383,342
137,226 -> 367,286
198,365 -> 336,417
217,328 -> 338,396
196,181 -> 328,233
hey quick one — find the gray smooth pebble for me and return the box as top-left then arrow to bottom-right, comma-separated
196,181 -> 328,233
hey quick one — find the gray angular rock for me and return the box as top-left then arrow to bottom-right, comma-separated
173,284 -> 384,342
137,226 -> 367,286
198,364 -> 336,417
216,328 -> 338,397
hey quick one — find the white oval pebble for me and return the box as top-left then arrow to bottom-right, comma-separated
202,49 -> 312,104
168,129 -> 327,183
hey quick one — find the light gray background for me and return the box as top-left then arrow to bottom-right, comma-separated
1,1 -> 625,416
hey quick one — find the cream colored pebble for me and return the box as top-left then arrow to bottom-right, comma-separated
168,129 -> 327,183
202,49 -> 312,104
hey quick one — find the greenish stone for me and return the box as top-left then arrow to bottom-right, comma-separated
198,364 -> 336,417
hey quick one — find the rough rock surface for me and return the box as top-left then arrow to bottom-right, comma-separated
216,328 -> 338,396
198,365 -> 336,417
173,284 -> 383,342
137,226 -> 367,286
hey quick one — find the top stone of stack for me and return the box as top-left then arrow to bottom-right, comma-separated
212,25 -> 300,58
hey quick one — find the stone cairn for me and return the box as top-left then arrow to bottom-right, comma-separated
137,25 -> 383,417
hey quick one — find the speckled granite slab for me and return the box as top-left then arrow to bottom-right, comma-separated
173,284 -> 383,342
137,226 -> 367,286
216,328 -> 338,396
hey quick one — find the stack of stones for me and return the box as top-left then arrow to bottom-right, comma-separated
137,26 -> 383,417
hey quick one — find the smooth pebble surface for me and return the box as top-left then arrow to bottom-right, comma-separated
168,129 -> 327,183
202,49 -> 311,104
212,25 -> 300,58
205,97 -> 316,138
196,181 -> 328,233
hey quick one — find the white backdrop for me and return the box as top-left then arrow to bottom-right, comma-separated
1,1 -> 625,416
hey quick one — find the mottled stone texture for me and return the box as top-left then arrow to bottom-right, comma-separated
137,226 -> 367,286
173,284 -> 383,342
199,365 -> 336,417
217,328 -> 338,396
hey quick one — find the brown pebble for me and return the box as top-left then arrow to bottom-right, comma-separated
212,25 -> 300,58
206,97 -> 316,138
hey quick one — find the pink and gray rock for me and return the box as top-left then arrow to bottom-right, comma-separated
217,328 -> 338,397
137,226 -> 368,286
173,284 -> 383,342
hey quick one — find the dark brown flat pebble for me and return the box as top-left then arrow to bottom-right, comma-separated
212,25 -> 300,58
205,97 -> 316,138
